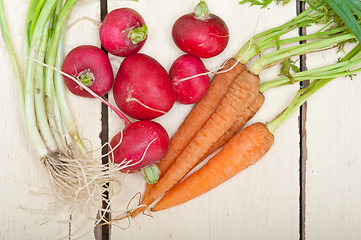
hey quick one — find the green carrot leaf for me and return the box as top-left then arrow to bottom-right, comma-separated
279,58 -> 300,83
239,0 -> 290,8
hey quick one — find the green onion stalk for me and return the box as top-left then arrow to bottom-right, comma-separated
0,0 -> 124,215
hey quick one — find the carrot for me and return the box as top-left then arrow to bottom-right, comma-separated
198,92 -> 265,163
133,70 -> 260,214
131,58 -> 246,216
179,92 -> 265,184
151,122 -> 274,211
139,93 -> 264,208
133,4 -> 359,217
148,89 -> 263,190
152,42 -> 361,212
157,58 -> 246,176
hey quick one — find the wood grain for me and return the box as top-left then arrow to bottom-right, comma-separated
2,1 -> 361,240
0,0 -> 101,239
107,1 -> 300,239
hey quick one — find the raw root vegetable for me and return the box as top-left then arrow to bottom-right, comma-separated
0,0 -> 136,221
197,92 -> 265,163
132,71 -> 260,214
151,51 -> 361,210
132,58 -> 246,217
61,45 -> 114,98
152,122 -> 274,211
157,58 -> 246,177
113,53 -> 176,120
99,8 -> 147,57
109,121 -> 169,181
169,54 -> 210,104
172,1 -> 229,58
151,43 -> 361,210
132,1 -> 361,217
0,0 -> 111,211
39,45 -> 171,184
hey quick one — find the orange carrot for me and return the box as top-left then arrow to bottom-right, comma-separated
137,93 -> 264,213
199,92 -> 264,163
151,60 -> 343,211
157,58 -> 246,176
176,92 -> 265,184
133,58 -> 246,216
151,122 -> 274,211
133,70 -> 260,215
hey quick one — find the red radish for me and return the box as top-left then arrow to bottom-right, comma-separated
59,56 -> 169,184
61,45 -> 113,98
169,54 -> 210,104
99,8 -> 148,57
110,121 -> 169,175
172,1 -> 229,58
113,53 -> 176,120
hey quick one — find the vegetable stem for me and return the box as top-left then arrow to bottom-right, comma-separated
194,1 -> 210,19
260,54 -> 361,92
141,164 -> 161,184
34,19 -> 58,152
235,7 -> 318,62
23,0 -> 38,70
0,0 -> 25,118
44,0 -> 86,155
249,33 -> 355,75
129,24 -> 148,44
24,0 -> 58,158
266,43 -> 361,133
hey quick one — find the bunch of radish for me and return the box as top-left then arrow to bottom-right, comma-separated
170,0 -> 229,104
60,1 -> 230,183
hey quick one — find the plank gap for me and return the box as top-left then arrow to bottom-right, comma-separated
297,1 -> 308,240
100,0 -> 110,239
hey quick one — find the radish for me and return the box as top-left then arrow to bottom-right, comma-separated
169,54 -> 210,104
99,8 -> 148,57
110,121 -> 169,178
61,45 -> 114,98
60,57 -> 169,184
113,53 -> 176,120
172,1 -> 229,58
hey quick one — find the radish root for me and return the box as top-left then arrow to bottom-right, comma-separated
67,16 -> 102,30
125,94 -> 167,114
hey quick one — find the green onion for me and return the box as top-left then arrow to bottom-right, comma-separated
325,0 -> 361,43
24,0 -> 58,158
0,0 -> 119,212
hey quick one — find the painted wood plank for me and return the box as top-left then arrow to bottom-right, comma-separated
305,45 -> 361,240
64,1 -> 103,239
107,1 -> 300,239
0,0 -> 102,239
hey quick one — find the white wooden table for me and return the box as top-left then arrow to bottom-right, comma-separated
1,0 -> 361,239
